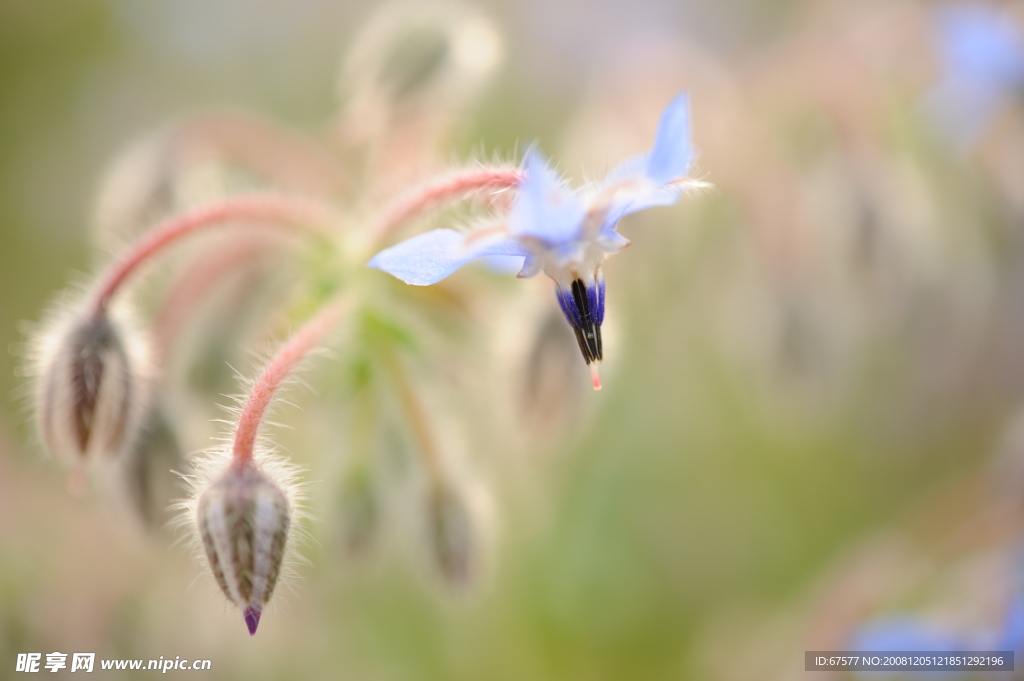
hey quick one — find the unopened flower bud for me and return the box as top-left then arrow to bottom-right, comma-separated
92,129 -> 193,250
337,467 -> 379,556
426,483 -> 477,587
35,307 -> 150,468
519,310 -> 590,438
123,404 -> 184,530
196,462 -> 291,636
336,0 -> 503,146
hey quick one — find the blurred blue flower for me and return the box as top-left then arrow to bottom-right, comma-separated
850,571 -> 1024,679
852,616 -> 995,655
368,92 -> 702,377
925,3 -> 1024,151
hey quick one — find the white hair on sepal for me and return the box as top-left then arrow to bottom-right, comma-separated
172,441 -> 309,635
21,285 -> 155,492
168,315 -> 338,635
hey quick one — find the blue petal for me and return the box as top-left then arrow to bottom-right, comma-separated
925,5 -> 1024,150
937,4 -> 1024,88
645,92 -> 694,186
852,617 -> 991,654
604,153 -> 649,186
596,230 -> 631,255
598,93 -> 695,232
600,185 -> 685,236
999,593 -> 1024,653
368,228 -> 529,285
478,255 -> 526,275
510,151 -> 587,246
517,254 -> 542,278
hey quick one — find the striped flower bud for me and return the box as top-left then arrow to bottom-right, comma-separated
34,306 -> 150,469
196,461 -> 291,636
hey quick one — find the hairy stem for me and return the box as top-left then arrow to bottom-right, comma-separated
171,109 -> 351,198
91,193 -> 337,317
153,236 -> 279,361
370,166 -> 522,246
232,294 -> 351,467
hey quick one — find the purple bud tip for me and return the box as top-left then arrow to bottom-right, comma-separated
243,607 -> 261,636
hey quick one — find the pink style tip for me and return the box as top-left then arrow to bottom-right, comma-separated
590,364 -> 602,391
243,607 -> 262,636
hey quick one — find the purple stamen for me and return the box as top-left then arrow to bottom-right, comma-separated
556,284 -> 584,328
586,280 -> 601,327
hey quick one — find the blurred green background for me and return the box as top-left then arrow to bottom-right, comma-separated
3,0 -> 1024,679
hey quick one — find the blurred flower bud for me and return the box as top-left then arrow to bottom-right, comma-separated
425,482 -> 478,588
34,306 -> 151,469
337,466 -> 379,556
122,403 -> 184,531
196,461 -> 292,636
518,310 -> 591,442
334,0 -> 503,154
92,127 -> 225,251
93,110 -> 347,250
491,295 -> 610,453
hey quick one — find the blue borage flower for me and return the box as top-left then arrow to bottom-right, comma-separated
368,92 -> 704,388
926,3 -> 1024,150
849,596 -> 1024,679
850,547 -> 1024,679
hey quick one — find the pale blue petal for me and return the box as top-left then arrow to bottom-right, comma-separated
597,93 -> 695,233
645,92 -> 693,186
601,185 -> 683,234
999,593 -> 1024,653
925,5 -> 1024,150
510,151 -> 587,245
596,230 -> 631,255
852,617 -> 992,654
478,255 -> 526,275
603,95 -> 695,189
938,4 -> 1024,88
516,254 -> 542,278
604,153 -> 649,186
368,228 -> 529,285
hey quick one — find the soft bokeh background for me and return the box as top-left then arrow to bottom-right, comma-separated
3,0 -> 1024,679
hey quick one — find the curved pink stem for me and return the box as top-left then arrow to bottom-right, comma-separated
152,235 -> 279,362
232,295 -> 351,467
170,109 -> 351,198
90,194 -> 336,317
370,166 -> 522,245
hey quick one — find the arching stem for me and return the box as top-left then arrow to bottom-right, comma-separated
369,166 -> 522,246
232,294 -> 351,467
90,193 -> 338,318
168,109 -> 351,198
152,235 -> 280,362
